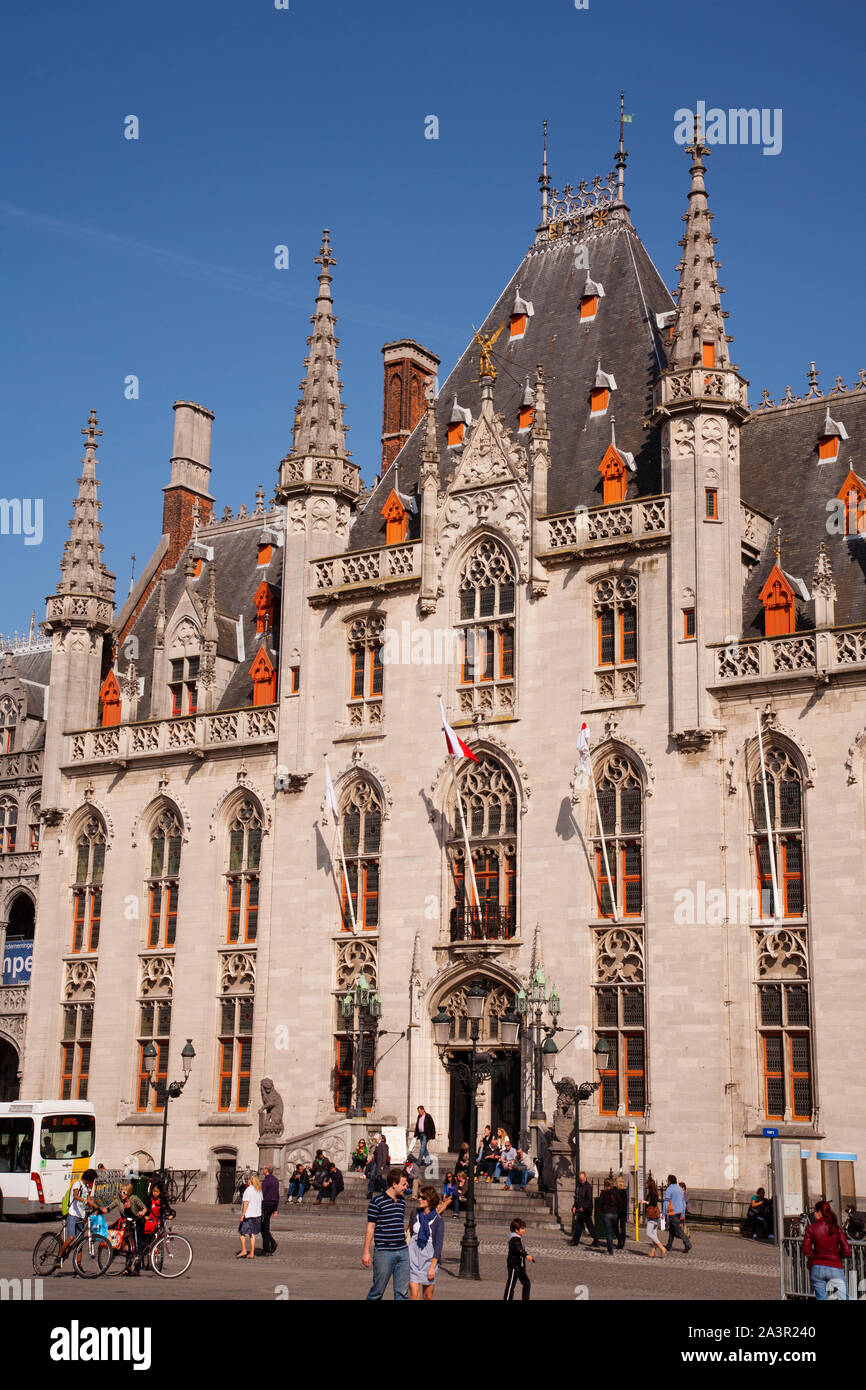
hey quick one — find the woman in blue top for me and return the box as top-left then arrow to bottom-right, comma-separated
408,1185 -> 445,1300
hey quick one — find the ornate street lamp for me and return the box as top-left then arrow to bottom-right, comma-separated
142,1037 -> 195,1183
433,982 -> 518,1280
516,965 -> 562,1130
341,970 -> 381,1119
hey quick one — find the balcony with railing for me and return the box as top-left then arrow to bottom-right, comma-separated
449,903 -> 517,944
713,626 -> 866,687
541,496 -> 669,556
309,540 -> 421,601
65,705 -> 278,767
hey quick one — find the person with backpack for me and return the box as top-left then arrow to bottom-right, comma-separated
58,1168 -> 108,1261
803,1200 -> 851,1299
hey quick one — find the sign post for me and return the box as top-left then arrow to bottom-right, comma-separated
771,1138 -> 808,1300
629,1122 -> 638,1241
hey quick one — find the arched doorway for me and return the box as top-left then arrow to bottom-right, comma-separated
434,974 -> 521,1149
0,1036 -> 20,1102
6,893 -> 35,942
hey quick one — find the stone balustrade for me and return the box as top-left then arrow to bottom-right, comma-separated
309,540 -> 421,598
66,705 -> 278,766
0,751 -> 42,780
543,496 -> 669,553
714,627 -> 866,684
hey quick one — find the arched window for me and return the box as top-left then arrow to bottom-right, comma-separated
0,797 -> 17,854
438,976 -> 517,1044
146,809 -> 182,949
751,742 -> 812,1124
593,753 -> 643,919
448,754 -> 517,942
341,780 -> 382,932
226,800 -> 263,944
28,801 -> 40,851
347,615 -> 385,730
72,817 -> 106,953
456,539 -> 516,718
1,699 -> 16,754
593,575 -> 638,701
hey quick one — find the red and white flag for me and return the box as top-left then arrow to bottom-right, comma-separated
440,698 -> 478,763
324,759 -> 340,823
576,721 -> 591,779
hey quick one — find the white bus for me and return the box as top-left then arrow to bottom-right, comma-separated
0,1100 -> 96,1218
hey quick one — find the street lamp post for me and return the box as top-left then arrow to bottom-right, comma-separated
340,970 -> 381,1119
141,1037 -> 195,1184
563,1038 -> 611,1240
432,982 -> 519,1280
515,968 -> 561,1161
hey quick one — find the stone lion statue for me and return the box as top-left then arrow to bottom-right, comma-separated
258,1077 -> 284,1137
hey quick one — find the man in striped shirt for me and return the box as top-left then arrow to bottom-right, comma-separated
362,1168 -> 410,1300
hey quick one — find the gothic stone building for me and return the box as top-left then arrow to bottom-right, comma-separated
17,132 -> 866,1202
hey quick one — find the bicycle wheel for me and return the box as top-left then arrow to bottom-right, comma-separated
33,1231 -> 62,1276
164,1174 -> 180,1205
75,1235 -> 114,1278
150,1232 -> 193,1278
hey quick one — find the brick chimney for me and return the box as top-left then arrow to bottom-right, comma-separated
162,401 -> 215,568
381,341 -> 439,471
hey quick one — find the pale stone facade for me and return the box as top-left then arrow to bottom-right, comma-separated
16,140 -> 866,1204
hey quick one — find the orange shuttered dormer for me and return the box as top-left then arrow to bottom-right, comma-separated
818,406 -> 848,462
98,670 -> 121,727
598,443 -> 628,506
254,580 -> 276,636
250,646 -> 277,706
381,489 -> 408,545
759,564 -> 796,637
836,469 -> 866,535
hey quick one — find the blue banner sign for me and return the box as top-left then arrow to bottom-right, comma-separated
762,1127 -> 779,1138
2,941 -> 33,984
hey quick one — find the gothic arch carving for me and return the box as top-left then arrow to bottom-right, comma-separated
427,956 -> 523,1015
59,800 -> 114,853
571,735 -> 654,808
0,883 -> 36,922
208,782 -> 271,842
131,793 -> 191,848
742,722 -> 815,790
323,745 -> 393,824
166,614 -> 202,652
430,734 -> 531,817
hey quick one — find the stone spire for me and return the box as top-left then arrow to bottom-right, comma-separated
670,118 -> 731,370
538,119 -> 550,226
420,386 -> 441,614
54,410 -> 115,605
812,540 -> 836,628
614,92 -> 629,212
290,230 -> 349,461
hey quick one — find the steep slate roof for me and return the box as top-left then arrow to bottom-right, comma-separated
349,219 -> 675,549
740,391 -> 866,635
126,525 -> 283,718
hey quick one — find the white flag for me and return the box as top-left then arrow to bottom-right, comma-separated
577,721 -> 591,777
324,760 -> 340,823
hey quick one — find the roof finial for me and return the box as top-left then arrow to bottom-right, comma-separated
128,553 -> 136,595
774,531 -> 782,564
610,414 -> 616,450
539,119 -> 550,225
615,92 -> 629,208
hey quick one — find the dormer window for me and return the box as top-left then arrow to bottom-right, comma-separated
254,580 -> 276,636
250,647 -> 277,706
591,363 -> 617,417
818,407 -> 848,462
381,490 -> 408,545
509,290 -> 534,339
98,671 -> 122,728
580,276 -> 605,322
1,700 -> 16,753
257,542 -> 273,566
759,565 -> 796,638
448,398 -> 471,448
169,656 -> 199,717
598,444 -> 632,506
192,558 -> 203,578
656,310 -> 676,342
836,470 -> 866,535
518,379 -> 534,433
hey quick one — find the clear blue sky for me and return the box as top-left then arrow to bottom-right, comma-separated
1,0 -> 863,634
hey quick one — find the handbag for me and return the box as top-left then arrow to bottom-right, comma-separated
89,1213 -> 109,1239
646,1203 -> 660,1221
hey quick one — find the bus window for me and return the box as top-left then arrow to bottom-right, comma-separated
0,1117 -> 34,1173
40,1114 -> 95,1160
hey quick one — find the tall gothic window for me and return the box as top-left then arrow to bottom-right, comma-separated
341,780 -> 382,932
592,752 -> 646,1117
593,753 -> 643,920
448,754 -> 517,942
456,540 -> 516,718
147,809 -> 182,949
60,1003 -> 93,1099
751,743 -> 813,1122
593,575 -> 638,702
136,999 -> 171,1112
0,797 -> 17,854
71,817 -> 106,953
226,800 -> 263,944
1,699 -> 16,753
28,800 -> 40,851
169,656 -> 199,717
218,996 -> 254,1111
347,615 -> 385,731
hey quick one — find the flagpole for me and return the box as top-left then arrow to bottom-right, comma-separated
755,711 -> 782,924
450,751 -> 481,915
592,771 -> 619,926
325,755 -> 359,936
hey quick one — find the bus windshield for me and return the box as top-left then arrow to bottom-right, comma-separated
0,1117 -> 34,1173
39,1114 -> 96,1160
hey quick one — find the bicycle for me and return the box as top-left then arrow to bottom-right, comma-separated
111,1217 -> 194,1279
33,1214 -> 113,1279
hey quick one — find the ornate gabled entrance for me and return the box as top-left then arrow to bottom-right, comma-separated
433,969 -> 522,1149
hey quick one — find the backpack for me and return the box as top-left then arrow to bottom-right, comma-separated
61,1178 -> 79,1217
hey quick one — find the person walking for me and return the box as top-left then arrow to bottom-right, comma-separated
260,1164 -> 280,1254
662,1174 -> 692,1253
644,1178 -> 666,1258
803,1200 -> 851,1300
614,1175 -> 629,1249
572,1171 -> 600,1247
408,1185 -> 445,1300
599,1178 -> 619,1254
362,1168 -> 410,1300
413,1106 -> 436,1168
237,1173 -> 262,1259
504,1218 -> 534,1300
286,1163 -> 310,1205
